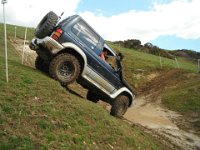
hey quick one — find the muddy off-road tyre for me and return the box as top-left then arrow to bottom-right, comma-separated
49,53 -> 81,85
35,56 -> 49,73
110,95 -> 129,117
35,11 -> 58,38
86,91 -> 99,103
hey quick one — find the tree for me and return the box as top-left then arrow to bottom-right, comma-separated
123,39 -> 141,49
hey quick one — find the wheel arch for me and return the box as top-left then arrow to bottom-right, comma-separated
119,91 -> 133,107
111,88 -> 135,107
55,43 -> 87,75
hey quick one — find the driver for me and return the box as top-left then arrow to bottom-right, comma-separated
101,48 -> 118,71
100,49 -> 108,60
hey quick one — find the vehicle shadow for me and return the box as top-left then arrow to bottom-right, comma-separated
64,85 -> 85,99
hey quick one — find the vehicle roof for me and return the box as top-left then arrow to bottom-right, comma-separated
60,15 -> 118,55
59,15 -> 80,24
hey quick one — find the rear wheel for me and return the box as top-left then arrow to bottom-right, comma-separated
35,11 -> 58,38
110,95 -> 129,117
86,91 -> 99,103
35,56 -> 49,73
49,53 -> 81,85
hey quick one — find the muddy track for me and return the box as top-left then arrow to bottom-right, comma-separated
10,38 -> 37,67
124,96 -> 200,150
12,38 -> 200,150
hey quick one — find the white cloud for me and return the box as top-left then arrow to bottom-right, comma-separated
1,0 -> 199,45
78,0 -> 200,44
0,0 -> 80,27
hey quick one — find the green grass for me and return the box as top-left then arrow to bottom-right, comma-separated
109,42 -> 200,131
0,23 -> 164,149
108,43 -> 198,89
0,23 -> 35,41
0,57 -> 163,149
0,23 -> 34,61
162,79 -> 200,112
111,43 -> 198,73
162,76 -> 200,130
1,22 -> 200,149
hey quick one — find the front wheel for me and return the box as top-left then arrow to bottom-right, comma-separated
110,95 -> 129,117
49,53 -> 81,85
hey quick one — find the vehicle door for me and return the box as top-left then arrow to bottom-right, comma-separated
71,20 -> 122,93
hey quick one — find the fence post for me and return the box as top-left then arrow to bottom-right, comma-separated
159,53 -> 163,69
175,57 -> 180,68
21,27 -> 27,64
2,0 -> 8,82
14,26 -> 16,39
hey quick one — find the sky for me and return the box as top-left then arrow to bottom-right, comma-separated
0,0 -> 200,52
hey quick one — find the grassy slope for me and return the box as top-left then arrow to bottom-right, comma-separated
110,43 -> 198,89
110,43 -> 200,130
111,43 -> 198,73
110,45 -> 200,111
1,23 -> 199,149
0,24 -> 164,149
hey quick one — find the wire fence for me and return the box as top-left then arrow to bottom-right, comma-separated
11,26 -> 37,67
111,43 -> 200,73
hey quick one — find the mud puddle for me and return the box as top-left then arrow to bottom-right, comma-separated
124,96 -> 200,150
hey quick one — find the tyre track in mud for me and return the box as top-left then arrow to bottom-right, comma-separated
123,96 -> 200,150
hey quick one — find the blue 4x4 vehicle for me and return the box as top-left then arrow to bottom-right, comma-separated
29,11 -> 135,117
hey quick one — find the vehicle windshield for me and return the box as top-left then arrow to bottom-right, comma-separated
104,44 -> 117,56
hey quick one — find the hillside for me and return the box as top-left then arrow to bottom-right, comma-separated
111,43 -> 200,127
114,40 -> 200,63
1,23 -> 200,149
0,24 -> 166,149
0,56 -> 165,149
110,43 -> 200,149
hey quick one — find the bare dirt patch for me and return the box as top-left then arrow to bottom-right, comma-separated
124,96 -> 200,150
10,38 -> 37,67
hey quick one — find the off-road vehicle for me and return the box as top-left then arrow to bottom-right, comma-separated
29,11 -> 135,117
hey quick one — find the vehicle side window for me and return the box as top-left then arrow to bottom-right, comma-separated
72,20 -> 100,50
